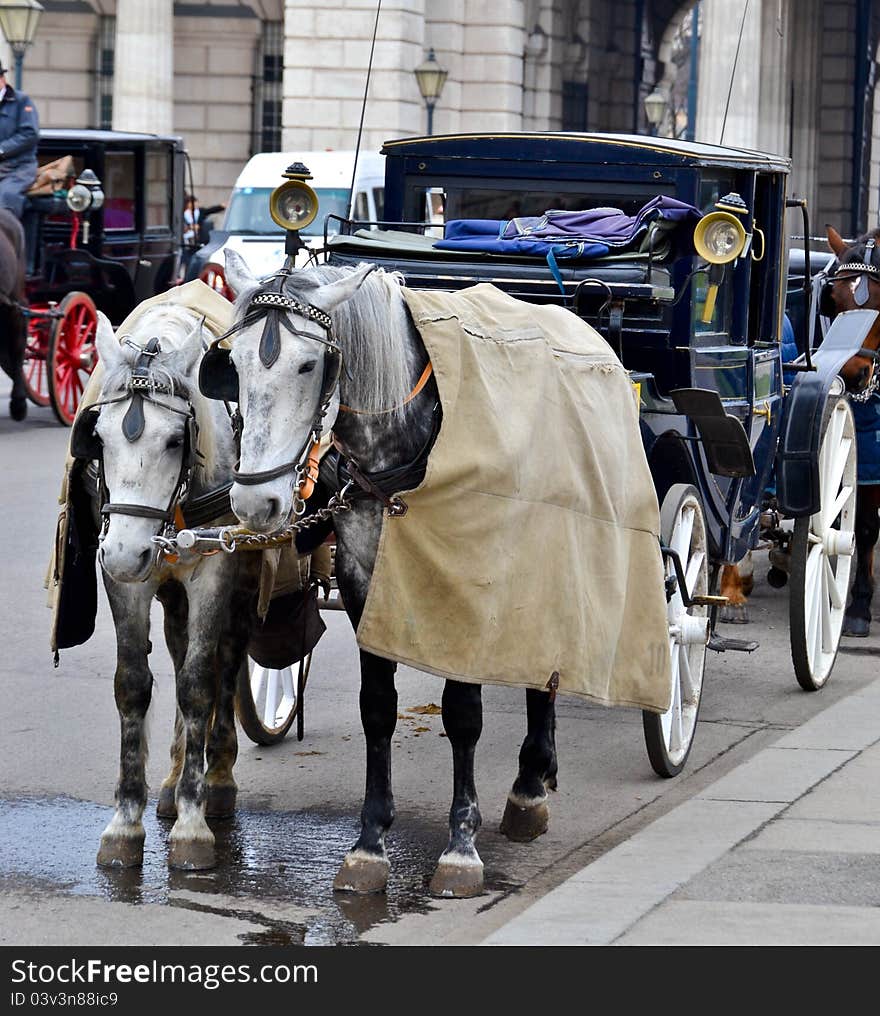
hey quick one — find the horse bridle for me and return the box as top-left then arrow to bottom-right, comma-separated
200,270 -> 344,498
71,338 -> 201,534
827,237 -> 880,401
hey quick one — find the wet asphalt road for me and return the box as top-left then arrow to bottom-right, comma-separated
2,385 -> 879,946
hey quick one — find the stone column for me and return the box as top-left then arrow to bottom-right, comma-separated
695,0 -> 762,148
112,0 -> 174,134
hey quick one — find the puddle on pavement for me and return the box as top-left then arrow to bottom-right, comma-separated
0,796 -> 453,944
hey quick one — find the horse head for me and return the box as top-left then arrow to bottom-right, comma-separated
826,224 -> 880,394
88,308 -> 206,582
217,249 -> 374,533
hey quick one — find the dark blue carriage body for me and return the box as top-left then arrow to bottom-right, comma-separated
325,132 -> 816,566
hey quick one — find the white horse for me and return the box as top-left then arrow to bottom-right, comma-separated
78,305 -> 261,869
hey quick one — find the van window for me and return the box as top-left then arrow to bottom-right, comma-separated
353,191 -> 369,221
224,186 -> 354,236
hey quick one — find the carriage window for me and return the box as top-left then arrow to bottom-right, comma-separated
353,190 -> 369,221
692,173 -> 738,339
103,152 -> 136,231
145,148 -> 171,230
373,187 -> 384,221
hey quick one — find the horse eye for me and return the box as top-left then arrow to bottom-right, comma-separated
166,436 -> 184,450
299,359 -> 318,375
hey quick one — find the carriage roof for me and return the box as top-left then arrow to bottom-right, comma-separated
38,128 -> 184,148
381,132 -> 791,174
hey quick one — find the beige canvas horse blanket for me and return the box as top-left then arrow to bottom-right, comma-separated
355,283 -> 672,713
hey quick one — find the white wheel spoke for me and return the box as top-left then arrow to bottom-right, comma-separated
679,644 -> 696,700
674,506 -> 694,565
684,550 -> 705,597
252,665 -> 268,716
820,558 -> 834,654
823,555 -> 844,611
821,437 -> 852,530
828,483 -> 854,527
263,669 -> 280,726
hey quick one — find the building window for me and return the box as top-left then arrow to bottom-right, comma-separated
562,81 -> 589,132
95,15 -> 114,129
252,21 -> 282,154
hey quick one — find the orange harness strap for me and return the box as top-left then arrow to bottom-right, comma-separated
338,362 -> 434,415
298,442 -> 322,500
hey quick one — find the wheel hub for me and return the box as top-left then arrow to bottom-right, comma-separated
823,529 -> 855,557
670,612 -> 709,646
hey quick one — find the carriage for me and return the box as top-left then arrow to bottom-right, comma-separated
287,131 -> 865,776
21,129 -> 186,424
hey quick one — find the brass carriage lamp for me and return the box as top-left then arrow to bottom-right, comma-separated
0,0 -> 44,90
693,193 -> 749,323
269,162 -> 319,257
414,48 -> 448,136
66,169 -> 104,244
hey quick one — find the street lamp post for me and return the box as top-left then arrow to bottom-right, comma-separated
643,88 -> 668,138
413,48 -> 448,136
0,0 -> 43,90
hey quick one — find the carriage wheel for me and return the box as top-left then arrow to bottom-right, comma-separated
643,484 -> 709,778
234,655 -> 310,746
789,397 -> 857,691
199,262 -> 234,302
47,292 -> 99,426
23,319 -> 51,407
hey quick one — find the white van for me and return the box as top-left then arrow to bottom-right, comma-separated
190,149 -> 385,282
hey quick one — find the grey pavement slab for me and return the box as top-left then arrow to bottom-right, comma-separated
743,817 -> 880,853
698,747 -> 856,803
616,900 -> 880,945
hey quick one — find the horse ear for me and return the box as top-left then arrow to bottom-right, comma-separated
94,312 -> 125,372
827,225 -> 848,258
310,262 -> 377,314
224,248 -> 258,298
168,317 -> 205,379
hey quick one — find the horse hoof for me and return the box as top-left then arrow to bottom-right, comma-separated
205,784 -> 237,819
843,616 -> 870,637
9,397 -> 26,422
156,786 -> 177,819
333,851 -> 389,894
429,853 -> 484,898
97,832 -> 145,868
500,796 -> 549,842
168,838 -> 215,870
720,604 -> 749,624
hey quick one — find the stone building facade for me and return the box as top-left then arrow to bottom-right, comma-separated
5,0 -> 879,236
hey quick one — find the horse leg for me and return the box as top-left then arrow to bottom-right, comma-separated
844,488 -> 880,636
719,558 -> 749,623
203,579 -> 256,819
97,580 -> 155,868
156,582 -> 188,819
500,688 -> 557,842
429,679 -> 484,899
333,650 -> 398,894
9,310 -> 27,422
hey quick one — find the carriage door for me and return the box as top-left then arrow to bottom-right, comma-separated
136,144 -> 176,297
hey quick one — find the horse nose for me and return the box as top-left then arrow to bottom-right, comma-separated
230,487 -> 284,532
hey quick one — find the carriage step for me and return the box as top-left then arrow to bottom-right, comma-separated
708,634 -> 759,653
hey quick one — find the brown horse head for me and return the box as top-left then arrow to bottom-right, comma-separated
826,224 -> 880,394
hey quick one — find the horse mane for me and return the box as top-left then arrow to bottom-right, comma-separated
100,304 -> 226,483
239,263 -> 417,420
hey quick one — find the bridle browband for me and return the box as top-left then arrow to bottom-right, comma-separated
77,338 -> 230,543
204,269 -> 345,494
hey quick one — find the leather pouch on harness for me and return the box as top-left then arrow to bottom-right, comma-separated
51,460 -> 100,653
247,583 -> 326,669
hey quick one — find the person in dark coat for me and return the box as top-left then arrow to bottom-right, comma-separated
0,61 -> 38,218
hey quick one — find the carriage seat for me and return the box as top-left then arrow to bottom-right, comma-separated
326,228 -> 674,304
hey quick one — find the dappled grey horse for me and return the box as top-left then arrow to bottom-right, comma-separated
200,251 -> 558,897
75,305 -> 261,869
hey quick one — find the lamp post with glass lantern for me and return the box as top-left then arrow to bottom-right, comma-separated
643,88 -> 668,138
0,0 -> 43,90
413,48 -> 448,136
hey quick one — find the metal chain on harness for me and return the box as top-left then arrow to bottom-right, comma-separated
152,480 -> 355,557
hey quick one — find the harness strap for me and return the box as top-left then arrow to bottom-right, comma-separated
338,361 -> 434,415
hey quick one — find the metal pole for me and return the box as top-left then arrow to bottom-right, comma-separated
14,50 -> 23,90
686,3 -> 699,141
426,100 -> 434,136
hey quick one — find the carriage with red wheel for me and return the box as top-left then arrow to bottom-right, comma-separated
20,129 -> 186,424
